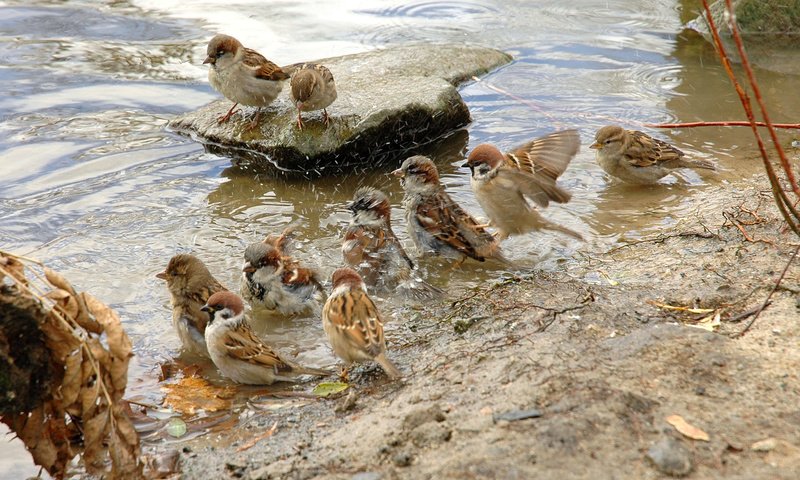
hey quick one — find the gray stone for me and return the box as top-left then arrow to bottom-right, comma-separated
169,44 -> 512,176
248,459 -> 294,480
351,472 -> 383,480
647,437 -> 693,477
392,451 -> 413,467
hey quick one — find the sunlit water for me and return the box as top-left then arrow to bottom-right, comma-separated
2,0 -> 799,476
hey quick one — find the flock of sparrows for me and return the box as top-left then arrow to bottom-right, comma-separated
155,34 -> 718,386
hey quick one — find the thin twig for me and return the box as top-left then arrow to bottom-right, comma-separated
736,244 -> 800,337
236,421 -> 278,452
727,301 -> 772,323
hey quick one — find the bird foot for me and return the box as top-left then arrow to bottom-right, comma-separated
217,103 -> 240,124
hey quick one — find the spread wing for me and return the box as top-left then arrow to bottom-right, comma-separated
625,130 -> 685,168
325,290 -> 385,357
415,191 -> 495,261
343,224 -> 414,271
505,129 -> 580,182
243,48 -> 289,81
496,168 -> 572,207
222,321 -> 294,372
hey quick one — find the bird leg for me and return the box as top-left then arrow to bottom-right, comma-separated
338,365 -> 350,383
217,102 -> 240,124
296,109 -> 305,130
474,219 -> 493,229
248,108 -> 262,129
322,108 -> 331,126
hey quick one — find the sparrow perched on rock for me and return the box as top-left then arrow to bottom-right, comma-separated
464,130 -> 583,241
285,62 -> 337,130
240,240 -> 326,319
322,268 -> 401,379
342,187 -> 442,299
201,291 -> 331,385
393,155 -> 507,266
203,34 -> 289,127
156,254 -> 227,358
590,125 -> 716,184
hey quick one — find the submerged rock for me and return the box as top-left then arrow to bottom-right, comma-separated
169,44 -> 512,176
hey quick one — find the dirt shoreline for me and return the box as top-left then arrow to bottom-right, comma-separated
178,170 -> 800,480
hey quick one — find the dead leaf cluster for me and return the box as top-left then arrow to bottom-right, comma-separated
0,251 -> 143,479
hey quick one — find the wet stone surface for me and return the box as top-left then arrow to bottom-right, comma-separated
168,44 -> 512,176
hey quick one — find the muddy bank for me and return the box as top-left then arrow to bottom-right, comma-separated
175,167 -> 800,479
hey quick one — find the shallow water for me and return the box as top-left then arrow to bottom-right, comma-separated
1,0 -> 799,476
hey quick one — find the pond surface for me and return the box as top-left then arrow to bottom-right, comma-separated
1,0 -> 798,477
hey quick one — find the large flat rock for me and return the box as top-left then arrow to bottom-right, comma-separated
168,44 -> 512,176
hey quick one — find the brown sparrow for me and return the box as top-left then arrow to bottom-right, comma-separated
392,155 -> 507,265
203,34 -> 289,127
342,187 -> 442,299
286,62 -> 337,130
464,130 -> 583,241
240,240 -> 327,319
590,125 -> 716,184
322,268 -> 401,379
156,254 -> 227,358
201,291 -> 331,385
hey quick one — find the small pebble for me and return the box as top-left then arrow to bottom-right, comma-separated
647,438 -> 693,477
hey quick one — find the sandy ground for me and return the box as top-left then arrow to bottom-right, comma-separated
176,167 -> 800,480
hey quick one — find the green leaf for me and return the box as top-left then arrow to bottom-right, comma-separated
312,382 -> 349,397
166,418 -> 187,438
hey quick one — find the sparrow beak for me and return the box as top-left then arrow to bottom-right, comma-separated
461,162 -> 470,169
203,56 -> 215,65
200,304 -> 212,313
391,168 -> 404,178
589,142 -> 601,150
155,271 -> 167,280
242,262 -> 256,274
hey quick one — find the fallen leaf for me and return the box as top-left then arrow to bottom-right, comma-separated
597,270 -> 619,286
666,414 -> 710,441
166,418 -> 187,438
312,382 -> 349,397
162,376 -> 236,414
689,311 -> 721,332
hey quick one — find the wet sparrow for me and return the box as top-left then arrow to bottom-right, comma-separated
203,34 -> 289,127
322,268 -> 402,379
343,187 -> 442,299
156,254 -> 227,358
590,125 -> 716,184
465,130 -> 583,241
240,240 -> 326,319
286,62 -> 337,130
201,291 -> 331,385
393,155 -> 507,266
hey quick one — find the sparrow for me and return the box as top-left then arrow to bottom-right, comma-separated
464,130 -> 583,241
342,187 -> 442,299
322,268 -> 401,379
285,62 -> 337,130
392,155 -> 507,266
240,240 -> 327,319
201,291 -> 331,385
590,125 -> 716,184
203,34 -> 289,128
156,254 -> 227,358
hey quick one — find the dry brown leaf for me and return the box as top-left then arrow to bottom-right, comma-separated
83,410 -> 110,475
60,350 -> 83,408
666,414 -> 710,441
46,288 -> 80,319
162,376 -> 236,414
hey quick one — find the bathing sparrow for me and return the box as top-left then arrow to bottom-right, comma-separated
202,291 -> 331,384
590,125 -> 716,184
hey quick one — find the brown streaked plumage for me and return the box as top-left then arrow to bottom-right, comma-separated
393,156 -> 507,265
590,125 -> 716,184
203,34 -> 289,127
464,130 -> 583,241
322,268 -> 401,379
286,62 -> 337,130
202,291 -> 331,385
157,254 -> 227,357
240,240 -> 326,318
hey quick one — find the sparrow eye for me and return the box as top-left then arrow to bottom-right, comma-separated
216,50 -> 225,58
